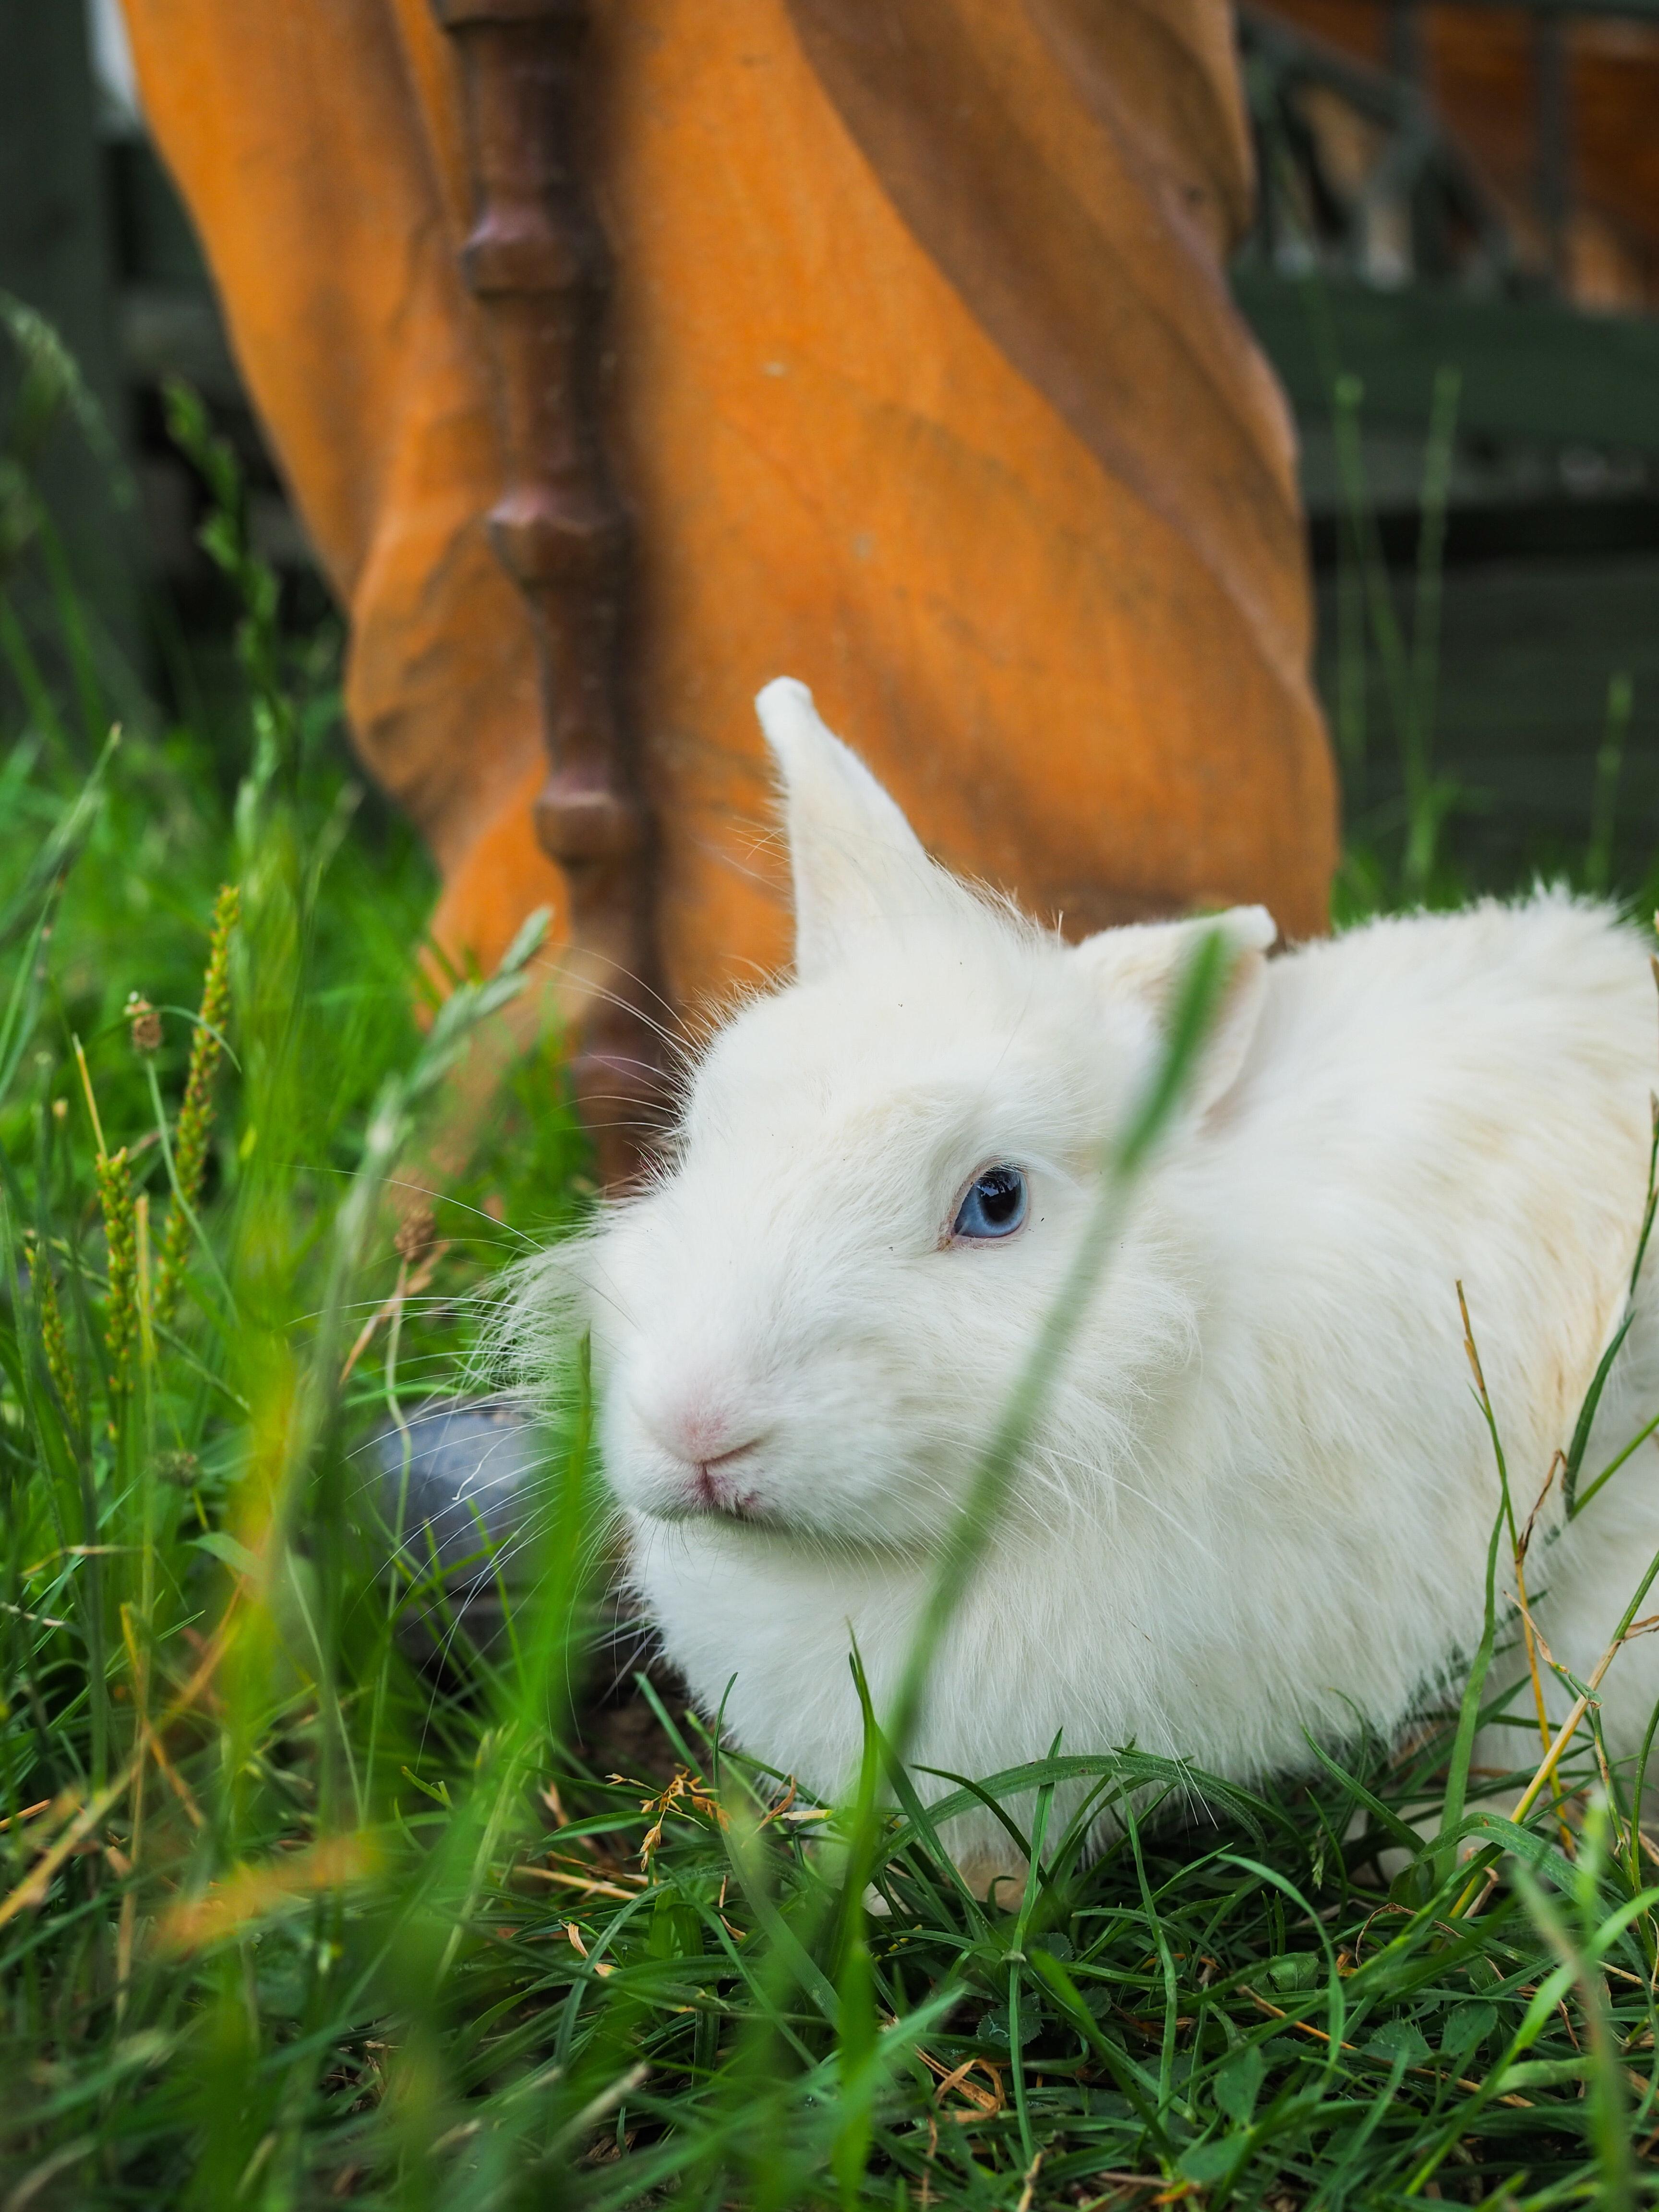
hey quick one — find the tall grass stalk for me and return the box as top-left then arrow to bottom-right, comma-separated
1587,672 -> 1637,899
1331,364 -> 1463,908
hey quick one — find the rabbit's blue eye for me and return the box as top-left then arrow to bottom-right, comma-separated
952,1166 -> 1027,1241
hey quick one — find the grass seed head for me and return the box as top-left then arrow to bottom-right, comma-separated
124,993 -> 162,1054
96,1146 -> 137,1407
154,882 -> 240,1328
394,1204 -> 437,1267
23,1232 -> 80,1434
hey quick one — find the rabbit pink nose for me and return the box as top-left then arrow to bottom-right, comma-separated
643,1399 -> 765,1474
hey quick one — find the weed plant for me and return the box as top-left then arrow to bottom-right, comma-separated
0,330 -> 1657,2209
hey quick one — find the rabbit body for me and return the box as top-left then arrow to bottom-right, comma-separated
522,683 -> 1659,1860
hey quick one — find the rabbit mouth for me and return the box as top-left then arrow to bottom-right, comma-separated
641,1443 -> 781,1527
694,1465 -> 768,1522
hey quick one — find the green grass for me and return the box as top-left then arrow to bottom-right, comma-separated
2,344 -> 1659,2209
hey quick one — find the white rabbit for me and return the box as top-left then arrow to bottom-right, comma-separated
513,678 -> 1659,1879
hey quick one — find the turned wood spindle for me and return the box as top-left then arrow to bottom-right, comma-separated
434,0 -> 661,1187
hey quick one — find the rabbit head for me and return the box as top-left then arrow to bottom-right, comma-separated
573,680 -> 1276,1551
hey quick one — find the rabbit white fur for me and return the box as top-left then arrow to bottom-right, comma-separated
515,679 -> 1659,1867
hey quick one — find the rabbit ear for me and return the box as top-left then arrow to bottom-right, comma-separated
755,678 -> 971,978
1074,906 -> 1278,1115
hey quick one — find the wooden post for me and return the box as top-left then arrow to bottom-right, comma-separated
433,0 -> 661,1186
